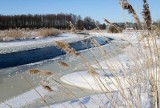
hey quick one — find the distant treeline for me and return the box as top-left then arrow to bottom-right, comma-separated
0,14 -> 106,30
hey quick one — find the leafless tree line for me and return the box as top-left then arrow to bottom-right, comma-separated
0,14 -> 106,30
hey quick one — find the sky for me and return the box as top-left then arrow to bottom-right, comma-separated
0,0 -> 159,23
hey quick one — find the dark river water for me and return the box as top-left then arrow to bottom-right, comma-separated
0,37 -> 113,69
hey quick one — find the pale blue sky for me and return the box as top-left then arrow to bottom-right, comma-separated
0,0 -> 159,23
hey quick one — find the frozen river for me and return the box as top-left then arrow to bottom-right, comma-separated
0,34 -> 127,107
0,36 -> 113,69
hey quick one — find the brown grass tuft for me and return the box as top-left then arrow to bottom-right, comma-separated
58,61 -> 69,68
41,71 -> 53,76
42,85 -> 53,92
29,69 -> 41,75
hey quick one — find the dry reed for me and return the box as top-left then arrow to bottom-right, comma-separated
55,40 -> 80,56
66,21 -> 76,32
120,0 -> 141,29
104,18 -> 122,33
20,1 -> 160,108
142,0 -> 152,30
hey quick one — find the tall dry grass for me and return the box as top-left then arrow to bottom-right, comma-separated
0,28 -> 60,41
36,28 -> 60,37
45,1 -> 159,107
